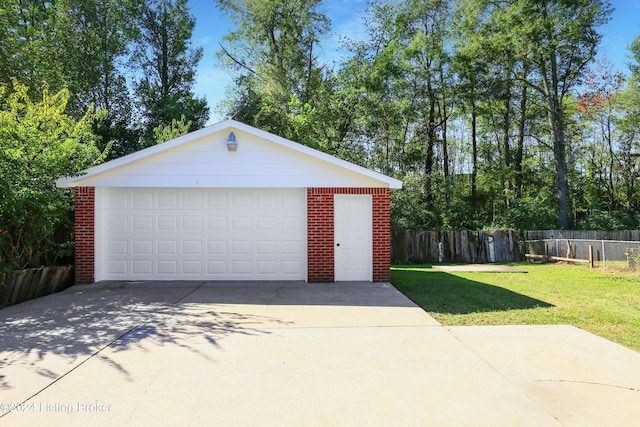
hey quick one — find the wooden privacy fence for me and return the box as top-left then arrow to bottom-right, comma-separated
525,230 -> 640,241
391,230 -> 521,264
0,266 -> 74,307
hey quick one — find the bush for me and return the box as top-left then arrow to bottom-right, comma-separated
0,82 -> 104,270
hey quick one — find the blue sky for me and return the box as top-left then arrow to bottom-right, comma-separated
189,0 -> 640,123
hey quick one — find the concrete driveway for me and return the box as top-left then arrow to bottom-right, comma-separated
1,281 -> 639,426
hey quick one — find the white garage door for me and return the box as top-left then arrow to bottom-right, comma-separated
96,188 -> 307,281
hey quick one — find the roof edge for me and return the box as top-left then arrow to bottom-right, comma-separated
57,119 -> 403,189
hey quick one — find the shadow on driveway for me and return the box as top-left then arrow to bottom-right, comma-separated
0,280 -> 414,392
392,269 -> 553,315
0,282 -> 291,391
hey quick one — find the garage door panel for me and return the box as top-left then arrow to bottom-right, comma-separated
158,216 -> 178,230
282,240 -> 302,254
281,216 -> 304,232
132,216 -> 153,231
100,188 -> 306,280
207,240 -> 227,255
231,240 -> 252,255
133,192 -> 153,208
182,241 -> 202,255
182,260 -> 202,275
158,241 -> 178,255
231,260 -> 252,275
157,191 -> 178,207
181,192 -> 202,208
106,191 -> 128,208
257,260 -> 277,274
207,191 -> 227,208
282,260 -> 304,275
207,260 -> 227,274
132,240 -> 153,255
231,191 -> 252,208
231,216 -> 252,230
182,216 -> 202,230
207,216 -> 226,230
132,260 -> 152,275
108,216 -> 127,230
257,216 -> 277,230
257,240 -> 277,255
108,241 -> 127,255
257,192 -> 277,208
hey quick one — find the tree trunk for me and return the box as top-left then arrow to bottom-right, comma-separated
502,90 -> 512,208
515,84 -> 527,199
440,64 -> 449,180
548,101 -> 570,230
471,100 -> 478,198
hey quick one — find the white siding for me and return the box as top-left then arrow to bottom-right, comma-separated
79,130 -> 386,188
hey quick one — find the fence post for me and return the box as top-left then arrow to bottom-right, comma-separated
589,245 -> 594,269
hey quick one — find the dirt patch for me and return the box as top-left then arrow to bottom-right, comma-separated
433,264 -> 527,273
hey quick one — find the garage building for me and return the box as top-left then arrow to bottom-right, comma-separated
58,120 -> 402,284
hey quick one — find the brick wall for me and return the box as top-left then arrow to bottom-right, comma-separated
74,187 -> 95,285
307,188 -> 391,282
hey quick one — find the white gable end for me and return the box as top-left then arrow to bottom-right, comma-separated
58,120 -> 402,189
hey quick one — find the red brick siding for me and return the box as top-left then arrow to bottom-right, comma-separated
372,190 -> 391,282
307,188 -> 391,282
74,187 -> 95,285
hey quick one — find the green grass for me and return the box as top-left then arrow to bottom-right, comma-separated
391,263 -> 640,352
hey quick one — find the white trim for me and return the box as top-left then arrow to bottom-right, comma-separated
57,120 -> 402,189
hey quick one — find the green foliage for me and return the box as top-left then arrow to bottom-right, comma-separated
0,0 -> 207,161
493,189 -> 559,230
0,0 -> 633,251
576,206 -> 639,230
216,0 -> 333,148
624,248 -> 640,269
0,82 -> 104,270
152,115 -> 192,144
133,0 -> 209,144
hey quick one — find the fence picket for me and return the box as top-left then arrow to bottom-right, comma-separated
391,230 -> 521,264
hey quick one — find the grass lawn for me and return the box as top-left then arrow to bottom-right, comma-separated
391,262 -> 640,352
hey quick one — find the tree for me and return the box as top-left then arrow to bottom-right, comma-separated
616,36 -> 640,213
216,0 -> 329,143
64,0 -> 141,158
0,0 -> 141,159
152,115 -> 192,143
577,57 -> 625,211
352,0 -> 453,227
0,0 -> 70,94
495,0 -> 613,229
133,0 -> 209,144
0,83 -> 104,270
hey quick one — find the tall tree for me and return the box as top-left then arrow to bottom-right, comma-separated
577,57 -> 625,211
133,0 -> 208,144
0,0 -> 70,94
0,0 -> 140,158
216,0 -> 329,143
495,0 -> 613,229
65,0 -> 140,158
616,36 -> 640,213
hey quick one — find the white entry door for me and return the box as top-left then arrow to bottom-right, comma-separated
334,195 -> 372,281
